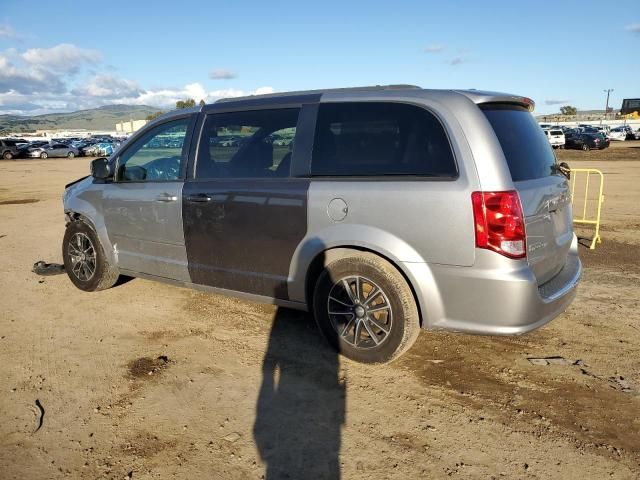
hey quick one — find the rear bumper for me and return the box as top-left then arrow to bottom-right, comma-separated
405,247 -> 581,335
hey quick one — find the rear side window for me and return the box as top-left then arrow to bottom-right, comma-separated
311,102 -> 456,177
481,104 -> 557,182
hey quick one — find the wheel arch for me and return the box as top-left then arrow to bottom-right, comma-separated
64,204 -> 115,265
304,246 -> 428,326
293,226 -> 446,330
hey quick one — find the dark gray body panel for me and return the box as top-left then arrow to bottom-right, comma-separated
183,178 -> 309,298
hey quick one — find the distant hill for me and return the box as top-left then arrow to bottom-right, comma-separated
0,105 -> 163,133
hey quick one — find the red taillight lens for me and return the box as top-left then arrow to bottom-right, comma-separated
471,191 -> 526,259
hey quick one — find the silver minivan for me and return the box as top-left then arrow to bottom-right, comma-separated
62,86 -> 581,363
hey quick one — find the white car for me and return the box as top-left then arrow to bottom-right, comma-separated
543,129 -> 566,148
609,127 -> 627,141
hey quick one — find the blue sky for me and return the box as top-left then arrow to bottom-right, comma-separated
1,0 -> 638,115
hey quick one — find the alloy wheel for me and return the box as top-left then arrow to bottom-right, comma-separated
67,232 -> 96,281
327,275 -> 393,349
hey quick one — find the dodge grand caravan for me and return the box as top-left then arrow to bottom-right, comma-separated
62,85 -> 581,363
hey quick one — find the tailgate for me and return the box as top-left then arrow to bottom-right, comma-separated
516,176 -> 573,284
481,104 -> 572,285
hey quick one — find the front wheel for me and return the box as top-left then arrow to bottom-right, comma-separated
313,251 -> 420,364
40,152 -> 48,158
62,221 -> 119,291
67,151 -> 75,158
3,151 -> 13,159
582,144 -> 590,151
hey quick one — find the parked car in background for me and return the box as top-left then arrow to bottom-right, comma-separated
636,128 -> 640,140
543,129 -> 565,148
565,132 -> 607,150
95,143 -> 115,156
1,139 -> 22,159
27,143 -> 80,158
609,127 -> 627,141
623,126 -> 636,140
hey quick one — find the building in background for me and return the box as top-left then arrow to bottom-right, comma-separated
115,119 -> 148,134
620,99 -> 640,119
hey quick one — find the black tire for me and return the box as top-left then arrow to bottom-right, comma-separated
67,151 -> 75,158
40,152 -> 48,159
62,221 -> 119,292
3,151 -> 13,160
582,143 -> 590,151
312,251 -> 420,364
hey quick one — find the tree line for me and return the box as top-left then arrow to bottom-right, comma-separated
145,98 -> 206,120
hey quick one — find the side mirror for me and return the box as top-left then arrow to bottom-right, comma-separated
558,162 -> 571,180
90,157 -> 112,180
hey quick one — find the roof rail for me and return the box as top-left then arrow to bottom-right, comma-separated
214,84 -> 422,103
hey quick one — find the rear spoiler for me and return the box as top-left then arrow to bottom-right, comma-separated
454,90 -> 536,112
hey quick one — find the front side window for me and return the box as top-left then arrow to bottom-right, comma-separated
311,102 -> 457,177
117,118 -> 190,182
196,108 -> 299,179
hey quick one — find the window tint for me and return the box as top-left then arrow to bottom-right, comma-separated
196,109 -> 299,179
481,105 -> 557,182
550,130 -> 563,135
310,102 -> 456,177
117,118 -> 190,182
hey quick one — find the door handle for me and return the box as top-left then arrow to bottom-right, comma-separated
156,194 -> 178,202
185,194 -> 212,203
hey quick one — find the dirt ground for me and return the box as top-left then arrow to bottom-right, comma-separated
1,143 -> 639,479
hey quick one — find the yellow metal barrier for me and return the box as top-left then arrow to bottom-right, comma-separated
569,168 -> 604,249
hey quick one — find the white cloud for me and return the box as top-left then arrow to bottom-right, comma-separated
625,23 -> 640,34
545,99 -> 570,106
115,84 -> 275,108
449,56 -> 466,66
0,43 -> 274,115
0,54 -> 66,94
22,43 -> 102,74
71,74 -> 144,98
424,44 -> 446,53
209,68 -> 238,80
0,24 -> 18,38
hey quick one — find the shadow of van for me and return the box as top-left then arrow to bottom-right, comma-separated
254,251 -> 345,479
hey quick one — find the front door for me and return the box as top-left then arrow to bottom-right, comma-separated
103,116 -> 194,281
183,108 -> 308,299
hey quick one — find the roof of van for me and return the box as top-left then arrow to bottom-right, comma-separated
211,85 -> 534,109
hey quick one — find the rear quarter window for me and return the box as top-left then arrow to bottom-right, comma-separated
311,102 -> 457,177
481,104 -> 557,182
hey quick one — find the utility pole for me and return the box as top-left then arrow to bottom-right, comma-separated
604,89 -> 614,121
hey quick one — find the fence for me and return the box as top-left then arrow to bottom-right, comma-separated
570,168 -> 604,249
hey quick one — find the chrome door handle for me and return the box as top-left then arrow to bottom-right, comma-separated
156,194 -> 178,202
185,194 -> 212,203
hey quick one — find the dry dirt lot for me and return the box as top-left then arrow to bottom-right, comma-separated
1,143 -> 639,479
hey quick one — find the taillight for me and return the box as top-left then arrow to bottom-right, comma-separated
471,191 -> 526,259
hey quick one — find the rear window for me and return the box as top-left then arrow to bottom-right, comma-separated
550,130 -> 563,136
311,102 -> 456,177
481,104 -> 557,182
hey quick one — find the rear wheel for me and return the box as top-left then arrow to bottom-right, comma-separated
40,152 -> 48,158
62,221 -> 119,292
582,143 -> 590,151
312,251 -> 420,364
3,151 -> 13,160
67,151 -> 75,158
